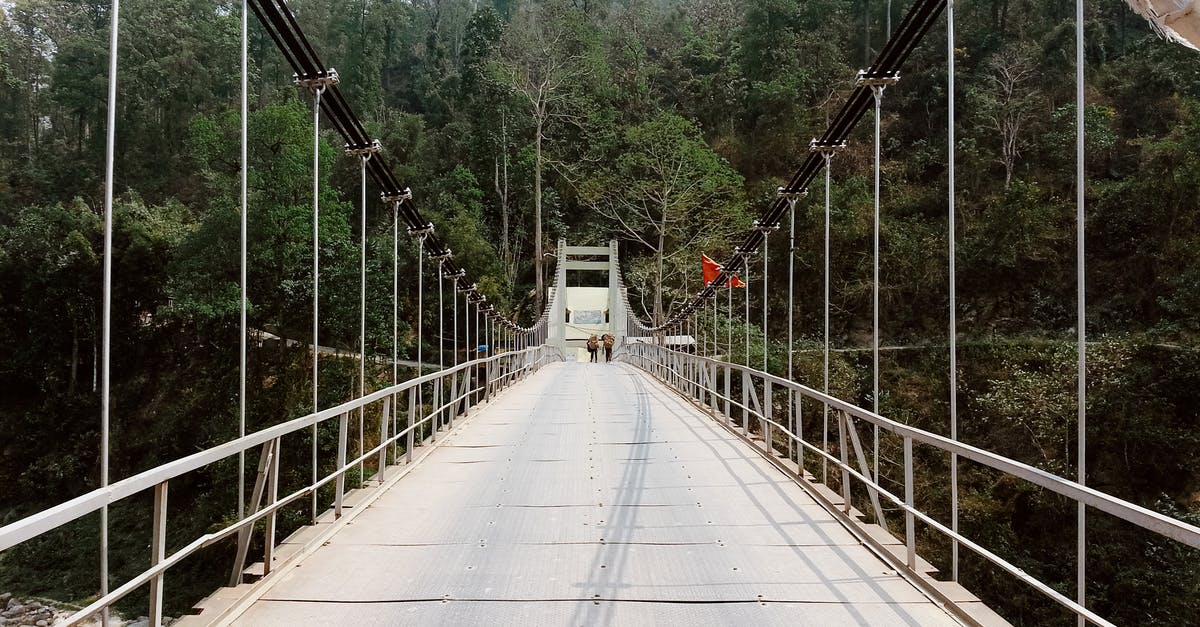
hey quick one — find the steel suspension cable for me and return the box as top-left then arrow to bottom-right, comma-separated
636,0 -> 946,334
99,2 -> 121,622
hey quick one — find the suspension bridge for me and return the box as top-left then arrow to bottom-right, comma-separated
3,0 -> 1200,625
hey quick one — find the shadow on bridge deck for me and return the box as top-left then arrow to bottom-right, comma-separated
215,362 -> 974,626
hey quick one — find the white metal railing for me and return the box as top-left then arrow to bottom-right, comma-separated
0,344 -> 562,625
616,342 -> 1200,627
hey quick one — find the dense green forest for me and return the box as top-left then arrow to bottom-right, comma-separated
1,0 -> 1198,623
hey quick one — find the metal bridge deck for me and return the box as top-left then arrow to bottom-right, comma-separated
230,362 -> 960,626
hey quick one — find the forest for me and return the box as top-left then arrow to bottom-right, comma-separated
1,0 -> 1199,624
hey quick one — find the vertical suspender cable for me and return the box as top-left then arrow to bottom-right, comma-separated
453,283 -> 459,368
787,198 -> 797,462
947,0 -> 960,583
438,269 -> 443,370
358,155 -> 367,488
727,284 -> 732,362
744,261 -> 750,368
762,238 -> 769,372
705,293 -> 715,355
1075,0 -> 1088,621
238,0 -> 248,525
871,84 -> 883,487
822,152 -> 833,486
99,2 -> 120,622
416,235 -> 425,437
310,86 -> 323,525
417,237 -> 424,376
438,262 -> 444,429
391,202 -> 398,462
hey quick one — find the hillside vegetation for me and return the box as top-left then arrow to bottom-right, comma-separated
1,0 -> 1198,623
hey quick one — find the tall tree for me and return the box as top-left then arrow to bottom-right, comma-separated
582,112 -> 747,324
492,1 -> 596,311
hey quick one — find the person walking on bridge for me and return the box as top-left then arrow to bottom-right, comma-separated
602,333 -> 615,362
587,334 -> 599,362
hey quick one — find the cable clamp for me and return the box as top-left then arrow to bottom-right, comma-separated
406,223 -> 435,238
430,249 -> 454,262
854,69 -> 900,86
345,139 -> 382,156
753,219 -> 781,233
776,186 -> 809,200
444,268 -> 467,282
809,139 -> 848,154
381,188 -> 413,204
294,68 -> 340,90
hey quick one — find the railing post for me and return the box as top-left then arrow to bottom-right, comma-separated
905,435 -> 916,571
741,370 -> 750,433
795,392 -> 804,474
378,397 -> 390,479
464,364 -> 473,415
230,440 -> 274,586
431,377 -> 441,443
838,411 -> 851,514
709,362 -> 718,417
262,437 -> 280,576
448,372 -> 458,429
724,365 -> 731,420
149,481 -> 167,626
763,379 -> 773,457
406,388 -> 416,463
335,412 -> 348,519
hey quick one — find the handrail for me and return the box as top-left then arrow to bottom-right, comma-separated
616,342 -> 1200,626
0,343 -> 563,624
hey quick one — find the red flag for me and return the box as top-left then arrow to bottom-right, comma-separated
702,254 -> 746,288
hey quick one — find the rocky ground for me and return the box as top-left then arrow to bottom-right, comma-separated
0,594 -> 174,627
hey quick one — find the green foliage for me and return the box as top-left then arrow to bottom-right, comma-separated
2,0 -> 1200,623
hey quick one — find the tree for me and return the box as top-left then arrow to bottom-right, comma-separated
973,45 -> 1042,188
492,1 -> 597,312
582,112 -> 747,325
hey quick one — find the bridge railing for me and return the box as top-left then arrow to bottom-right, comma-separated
0,344 -> 562,625
616,341 -> 1200,627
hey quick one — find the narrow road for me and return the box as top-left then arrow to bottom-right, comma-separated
230,362 -> 961,626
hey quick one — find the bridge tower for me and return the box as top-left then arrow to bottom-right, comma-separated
546,239 -> 628,355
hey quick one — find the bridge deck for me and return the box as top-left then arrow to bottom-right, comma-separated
230,362 -> 960,626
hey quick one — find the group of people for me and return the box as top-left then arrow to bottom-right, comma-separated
587,333 -> 615,363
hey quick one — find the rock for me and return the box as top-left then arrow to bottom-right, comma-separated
126,617 -> 150,627
0,594 -> 9,603
4,598 -> 15,609
35,621 -> 47,627
25,603 -> 38,609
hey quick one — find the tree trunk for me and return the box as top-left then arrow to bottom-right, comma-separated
654,213 -> 667,326
70,319 -> 79,396
496,115 -> 511,281
534,116 -> 544,313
